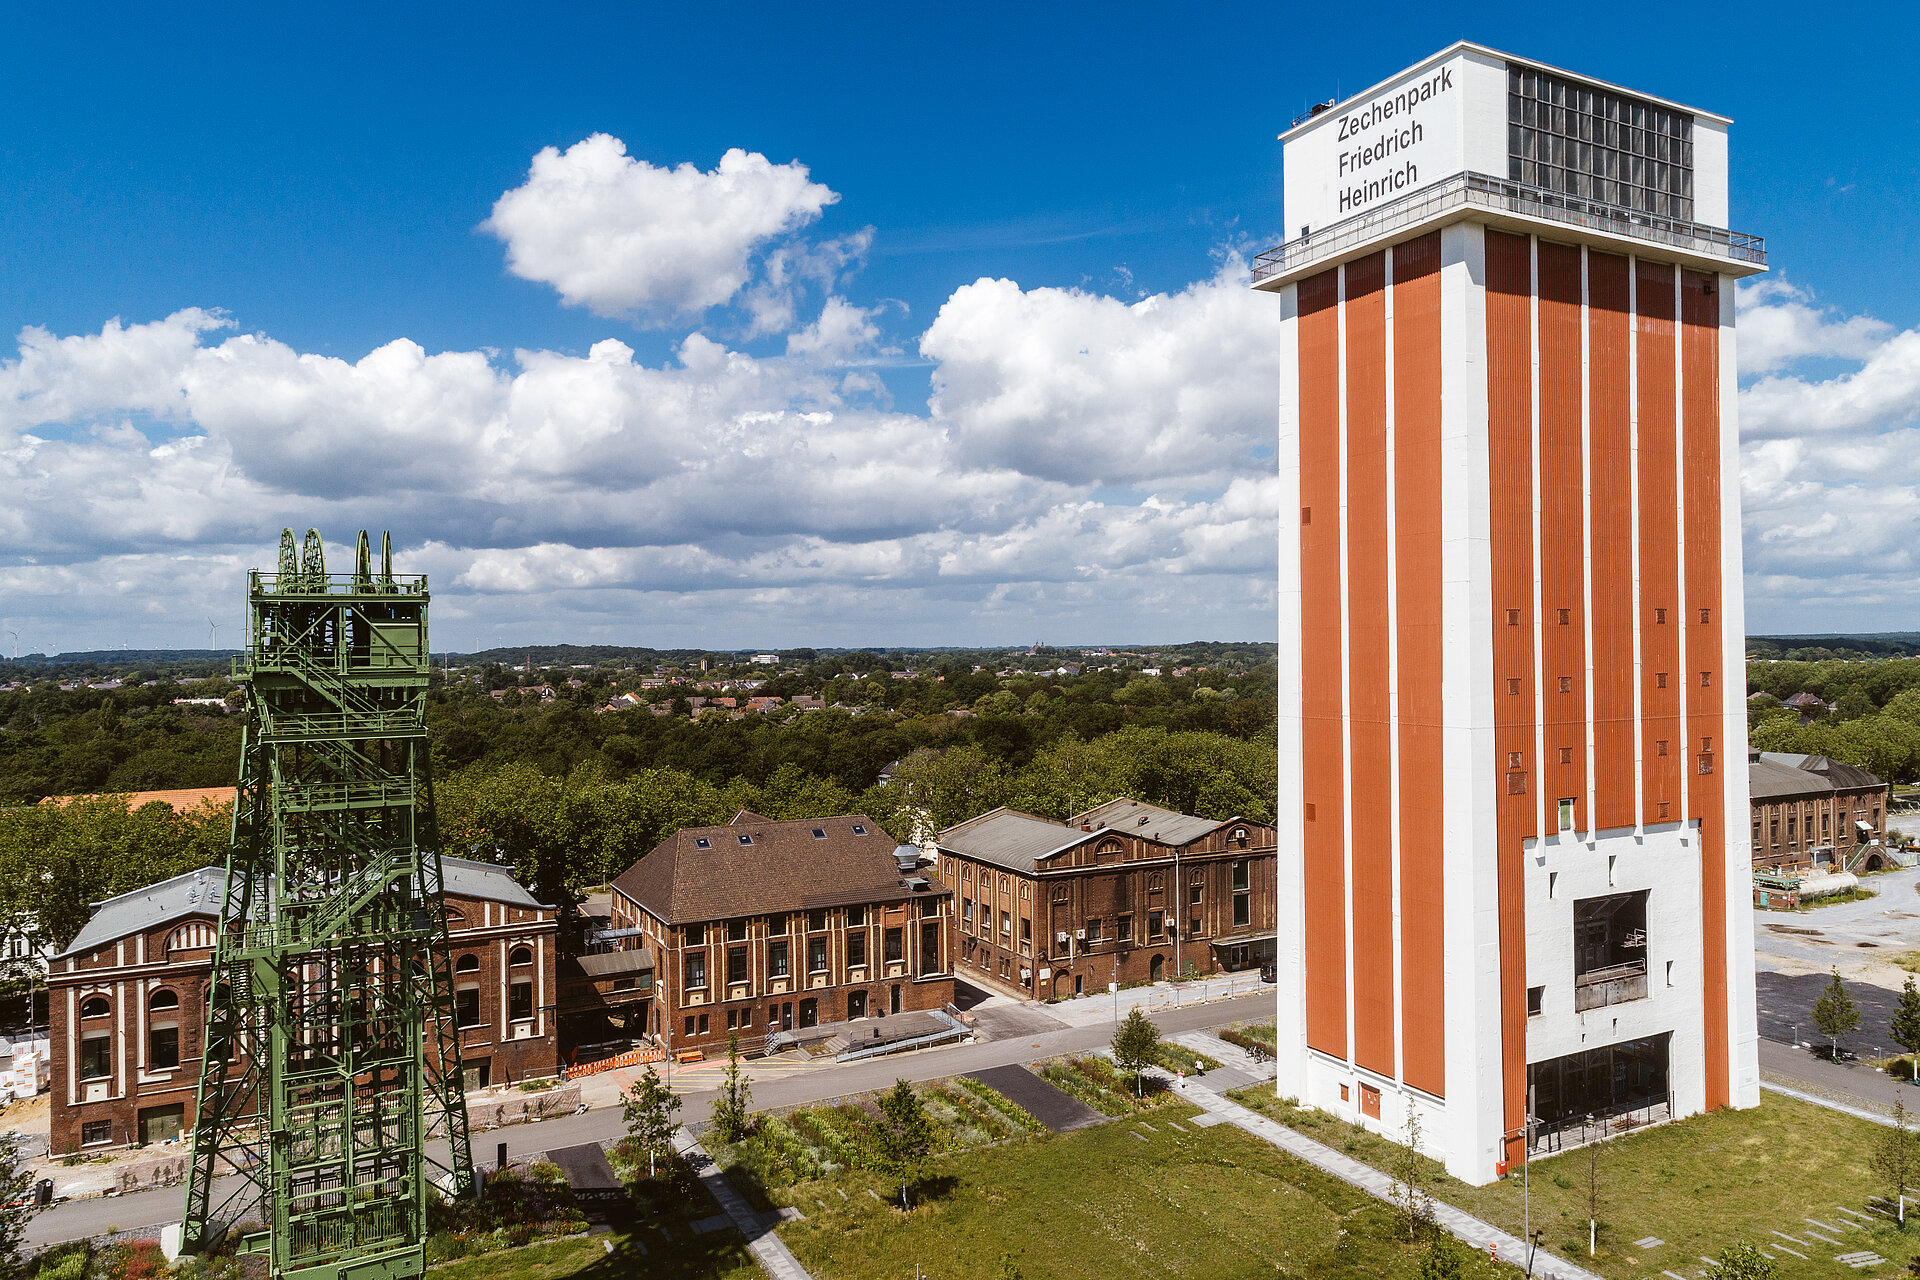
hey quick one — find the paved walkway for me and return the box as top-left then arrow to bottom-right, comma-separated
965,1065 -> 1104,1133
673,1127 -> 812,1280
1178,1079 -> 1603,1280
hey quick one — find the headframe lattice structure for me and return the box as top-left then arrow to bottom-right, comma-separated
183,528 -> 475,1280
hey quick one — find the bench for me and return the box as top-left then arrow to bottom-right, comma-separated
674,1049 -> 705,1064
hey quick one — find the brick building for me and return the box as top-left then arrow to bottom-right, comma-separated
1748,751 -> 1890,871
608,811 -> 952,1057
49,857 -> 558,1154
936,798 -> 1277,1001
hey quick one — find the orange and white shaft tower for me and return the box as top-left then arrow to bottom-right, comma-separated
1263,43 -> 1764,1183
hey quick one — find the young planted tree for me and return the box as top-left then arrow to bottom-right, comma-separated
709,1033 -> 753,1144
622,1063 -> 681,1179
1111,1008 -> 1161,1098
1389,1108 -> 1431,1240
1872,1095 -> 1920,1224
1583,1130 -> 1604,1257
1813,966 -> 1862,1062
1892,976 -> 1920,1081
876,1079 -> 937,1209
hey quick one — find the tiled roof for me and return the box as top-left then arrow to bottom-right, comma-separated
938,798 -> 1257,874
935,808 -> 1086,873
1072,797 -> 1225,846
58,867 -> 222,958
1751,752 -> 1886,799
58,857 -> 545,958
611,813 -> 942,925
45,787 -> 236,813
441,857 -> 550,910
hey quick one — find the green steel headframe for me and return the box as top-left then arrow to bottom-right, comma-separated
182,528 -> 475,1280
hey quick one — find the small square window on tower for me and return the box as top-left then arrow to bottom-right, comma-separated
1527,986 -> 1544,1016
1559,746 -> 1573,764
1558,798 -> 1575,830
1700,608 -> 1712,623
1657,739 -> 1669,756
1508,750 -> 1524,768
1656,672 -> 1668,689
1701,671 -> 1713,687
1507,609 -> 1521,626
1655,607 -> 1667,624
1557,608 -> 1570,625
1558,676 -> 1572,694
1508,678 -> 1522,695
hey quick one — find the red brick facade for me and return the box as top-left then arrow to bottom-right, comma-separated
939,800 -> 1278,1001
49,859 -> 558,1154
609,812 -> 954,1057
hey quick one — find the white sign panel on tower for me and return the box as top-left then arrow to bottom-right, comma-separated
1282,46 -> 1498,240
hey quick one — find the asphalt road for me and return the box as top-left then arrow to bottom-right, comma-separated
24,990 -> 1274,1249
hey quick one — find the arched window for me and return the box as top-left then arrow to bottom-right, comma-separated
509,946 -> 533,967
81,997 -> 109,1018
168,922 -> 217,953
149,989 -> 179,1011
1231,827 -> 1249,846
456,953 -> 480,972
1148,872 -> 1163,892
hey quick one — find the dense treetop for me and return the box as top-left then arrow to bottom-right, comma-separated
0,646 -> 1277,953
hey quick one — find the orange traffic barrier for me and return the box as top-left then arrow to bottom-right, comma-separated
565,1046 -> 665,1079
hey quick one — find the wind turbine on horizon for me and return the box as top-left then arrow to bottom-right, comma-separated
208,617 -> 221,652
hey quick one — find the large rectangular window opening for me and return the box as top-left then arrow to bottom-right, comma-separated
1573,890 -> 1649,1011
1507,65 -> 1693,220
1527,1033 -> 1672,1145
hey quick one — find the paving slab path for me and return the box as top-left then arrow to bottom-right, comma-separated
965,1064 -> 1105,1133
1178,1078 -> 1604,1280
673,1127 -> 813,1280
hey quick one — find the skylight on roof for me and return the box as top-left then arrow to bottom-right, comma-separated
695,837 -> 711,849
851,824 -> 866,835
811,829 -> 826,839
738,834 -> 753,845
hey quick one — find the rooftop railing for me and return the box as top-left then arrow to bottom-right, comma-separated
1251,171 -> 1767,285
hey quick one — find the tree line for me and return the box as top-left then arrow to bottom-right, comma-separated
0,723 -> 1273,954
1748,657 -> 1920,784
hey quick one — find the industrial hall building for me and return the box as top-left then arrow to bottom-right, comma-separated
1266,43 -> 1763,1182
936,798 -> 1276,1001
607,811 -> 954,1057
1748,752 -> 1890,872
48,858 -> 559,1154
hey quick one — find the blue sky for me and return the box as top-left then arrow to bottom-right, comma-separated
2,3 -> 1917,652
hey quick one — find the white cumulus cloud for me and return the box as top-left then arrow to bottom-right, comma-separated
921,256 -> 1279,489
482,136 -> 840,324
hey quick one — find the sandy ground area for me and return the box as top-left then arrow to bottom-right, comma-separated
1754,862 -> 1920,991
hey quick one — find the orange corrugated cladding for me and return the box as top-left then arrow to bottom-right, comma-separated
1346,251 -> 1396,1079
1485,229 -> 1535,1165
1588,252 -> 1636,829
1636,263 -> 1682,824
1537,242 -> 1587,825
1681,268 -> 1729,1110
1299,268 -> 1348,1060
1394,232 -> 1446,1098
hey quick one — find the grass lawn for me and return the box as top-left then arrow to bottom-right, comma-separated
428,1230 -> 761,1280
1232,1084 -> 1920,1279
767,1105 -> 1514,1279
